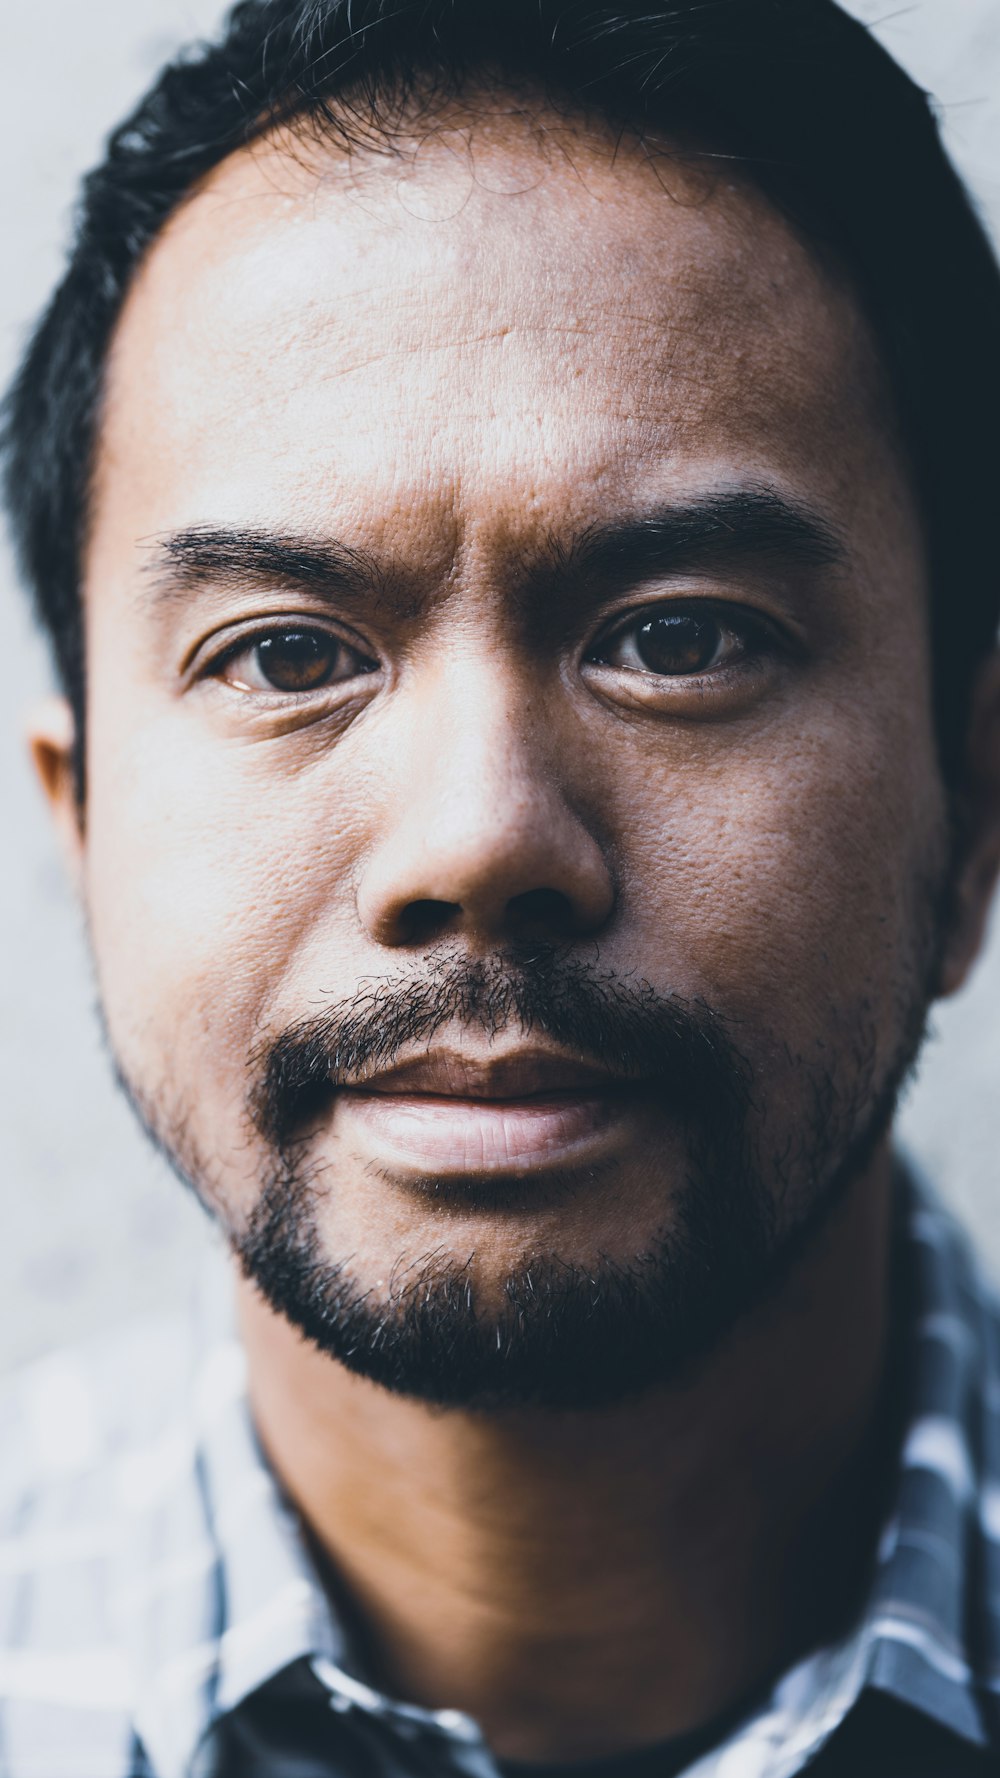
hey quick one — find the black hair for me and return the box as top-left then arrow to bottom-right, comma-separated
3,0 -> 1000,789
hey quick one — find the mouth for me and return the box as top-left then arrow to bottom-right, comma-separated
332,1047 -> 652,1174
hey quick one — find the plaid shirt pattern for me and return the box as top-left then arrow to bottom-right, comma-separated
2,1165 -> 1000,1777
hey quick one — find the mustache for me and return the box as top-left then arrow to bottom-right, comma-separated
249,947 -> 753,1153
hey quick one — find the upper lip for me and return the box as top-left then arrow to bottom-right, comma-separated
339,1048 -> 638,1101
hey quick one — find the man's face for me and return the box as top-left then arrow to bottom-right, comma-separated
74,106 -> 948,1405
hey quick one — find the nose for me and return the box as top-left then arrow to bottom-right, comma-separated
355,667 -> 616,949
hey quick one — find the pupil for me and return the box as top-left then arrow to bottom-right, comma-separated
635,613 -> 718,675
257,630 -> 335,691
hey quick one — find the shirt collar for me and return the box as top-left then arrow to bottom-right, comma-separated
120,1275 -> 346,1778
682,1165 -> 1000,1778
125,1165 -> 1000,1778
858,1177 -> 1000,1743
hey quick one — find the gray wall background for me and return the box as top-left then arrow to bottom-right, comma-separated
2,1 -> 999,1374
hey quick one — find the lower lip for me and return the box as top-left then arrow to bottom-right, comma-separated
335,1088 -> 636,1172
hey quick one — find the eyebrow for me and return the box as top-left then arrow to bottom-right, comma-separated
561,486 -> 848,585
140,527 -> 382,607
139,487 -> 847,613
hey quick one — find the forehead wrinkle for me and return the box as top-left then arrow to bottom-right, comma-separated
90,93 -> 914,624
116,108 -> 851,395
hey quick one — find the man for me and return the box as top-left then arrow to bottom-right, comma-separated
3,0 -> 1000,1771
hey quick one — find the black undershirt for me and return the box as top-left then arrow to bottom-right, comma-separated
497,1702 -> 744,1778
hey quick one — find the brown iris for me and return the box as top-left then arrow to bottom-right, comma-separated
634,612 -> 720,675
255,630 -> 340,691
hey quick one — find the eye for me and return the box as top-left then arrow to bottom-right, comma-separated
214,627 -> 377,694
588,606 -> 761,677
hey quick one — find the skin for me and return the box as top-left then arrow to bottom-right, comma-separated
31,104 -> 1000,1759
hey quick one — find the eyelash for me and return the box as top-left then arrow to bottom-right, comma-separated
196,599 -> 778,705
585,601 -> 776,680
203,624 -> 377,694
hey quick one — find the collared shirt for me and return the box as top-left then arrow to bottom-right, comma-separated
2,1167 -> 1000,1777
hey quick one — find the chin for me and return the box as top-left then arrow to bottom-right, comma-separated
231,1148 -> 786,1411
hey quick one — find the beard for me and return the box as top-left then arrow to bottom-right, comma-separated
114,929 -> 940,1413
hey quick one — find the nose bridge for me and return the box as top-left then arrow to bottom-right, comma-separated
355,653 -> 615,946
422,656 -> 546,826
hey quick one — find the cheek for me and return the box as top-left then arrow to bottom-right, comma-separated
616,708 -> 946,1053
82,699 -> 365,1100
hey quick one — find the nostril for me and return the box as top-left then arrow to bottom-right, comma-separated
397,898 -> 463,946
506,887 -> 576,935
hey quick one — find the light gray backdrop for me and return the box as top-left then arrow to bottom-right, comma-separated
2,0 -> 999,1373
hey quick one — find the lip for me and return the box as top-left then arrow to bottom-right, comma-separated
332,1047 -> 648,1174
338,1046 -> 637,1101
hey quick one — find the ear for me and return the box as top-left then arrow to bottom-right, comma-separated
27,696 -> 85,892
937,650 -> 1000,998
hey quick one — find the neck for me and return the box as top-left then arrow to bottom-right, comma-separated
237,1154 -> 897,1763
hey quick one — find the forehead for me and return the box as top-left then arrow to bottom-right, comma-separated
91,103 -> 902,561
